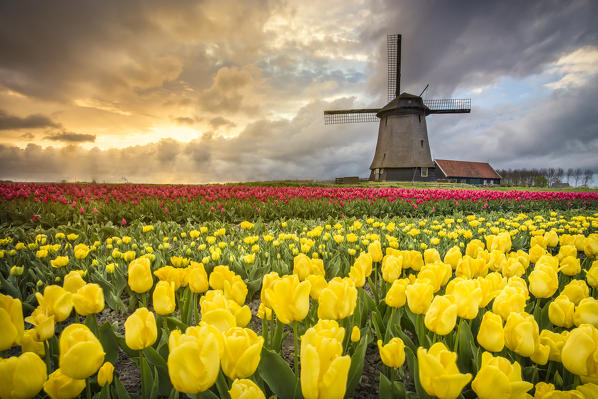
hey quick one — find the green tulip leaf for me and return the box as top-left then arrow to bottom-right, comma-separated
258,347 -> 302,399
346,333 -> 369,397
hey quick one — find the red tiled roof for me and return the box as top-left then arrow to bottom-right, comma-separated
435,159 -> 501,179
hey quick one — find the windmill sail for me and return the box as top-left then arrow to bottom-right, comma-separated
324,109 -> 379,124
387,34 -> 401,101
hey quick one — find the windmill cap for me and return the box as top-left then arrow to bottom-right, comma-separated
376,92 -> 427,117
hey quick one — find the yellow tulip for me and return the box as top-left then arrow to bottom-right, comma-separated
0,352 -> 47,399
504,312 -> 539,357
311,319 -> 345,342
124,307 -> 157,350
417,263 -> 452,292
385,278 -> 409,308
188,262 -> 209,293
300,324 -> 351,399
351,326 -> 361,342
229,379 -> 266,399
492,286 -> 526,320
63,271 -> 86,293
449,279 -> 482,319
381,254 -> 403,283
528,244 -> 546,264
25,306 -> 55,341
354,252 -> 373,277
377,338 -> 405,368
200,290 -> 243,333
424,295 -> 457,335
21,328 -> 45,356
97,361 -> 114,387
0,293 -> 24,351
50,256 -> 69,268
501,258 -> 525,278
476,272 -> 506,307
490,232 -> 512,253
405,281 -> 434,314
73,243 -> 90,259
443,246 -> 462,270
407,250 -> 424,271
561,324 -> 598,377
477,311 -> 504,352
256,303 -> 272,320
168,326 -> 221,393
209,266 -> 247,305
576,383 -> 598,399
221,327 -> 264,379
260,272 -> 280,307
471,352 -> 533,399
562,279 -> 590,305
73,283 -> 105,316
424,248 -> 441,265
264,275 -> 311,324
587,260 -> 598,289
560,256 -> 581,276
128,257 -> 153,294
539,330 -> 569,362
544,229 -> 559,247
35,285 -> 73,322
466,239 -> 485,258
349,261 -> 366,287
43,368 -> 86,399
417,342 -> 472,399
574,297 -> 598,328
154,266 -> 185,290
306,274 -> 328,300
318,277 -> 357,320
368,240 -> 383,262
535,254 -> 559,271
528,264 -> 559,298
59,323 -> 105,379
152,280 -> 176,315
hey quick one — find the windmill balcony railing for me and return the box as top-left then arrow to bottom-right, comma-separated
423,98 -> 471,113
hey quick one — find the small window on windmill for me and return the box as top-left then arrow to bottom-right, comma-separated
421,167 -> 428,177
420,140 -> 424,148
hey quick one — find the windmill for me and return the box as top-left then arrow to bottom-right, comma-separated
324,34 -> 471,182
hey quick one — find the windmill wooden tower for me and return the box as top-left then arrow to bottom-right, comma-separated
324,34 -> 471,182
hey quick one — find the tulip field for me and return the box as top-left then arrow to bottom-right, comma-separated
1,182 -> 598,399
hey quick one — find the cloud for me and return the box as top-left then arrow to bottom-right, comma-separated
0,109 -> 59,130
45,132 -> 96,143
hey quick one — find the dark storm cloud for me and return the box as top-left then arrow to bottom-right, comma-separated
361,0 -> 598,98
44,132 -> 96,143
0,109 -> 59,130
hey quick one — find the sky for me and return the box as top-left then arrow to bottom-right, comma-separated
0,0 -> 597,184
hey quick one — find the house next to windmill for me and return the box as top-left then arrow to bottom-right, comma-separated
324,34 -> 500,185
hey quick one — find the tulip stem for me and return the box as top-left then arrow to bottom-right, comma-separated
193,293 -> 200,325
454,318 -> 463,353
85,378 -> 91,399
293,322 -> 300,376
43,340 -> 52,370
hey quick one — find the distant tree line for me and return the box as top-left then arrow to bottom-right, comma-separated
496,168 -> 595,187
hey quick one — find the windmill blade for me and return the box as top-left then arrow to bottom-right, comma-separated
387,34 -> 401,101
324,108 -> 380,124
424,98 -> 471,114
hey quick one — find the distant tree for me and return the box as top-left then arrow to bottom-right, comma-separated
556,168 -> 564,184
534,175 -> 548,187
574,168 -> 583,186
583,169 -> 594,186
566,168 -> 574,185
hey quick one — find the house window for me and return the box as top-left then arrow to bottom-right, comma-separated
421,167 -> 428,177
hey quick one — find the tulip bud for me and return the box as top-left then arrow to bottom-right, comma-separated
97,361 -> 114,387
477,311 -> 504,352
381,254 -> 403,283
300,324 -> 351,399
424,295 -> 457,335
73,283 -> 105,316
43,368 -> 86,399
368,240 -> 383,262
229,379 -> 266,399
307,274 -> 328,300
548,294 -> 575,328
443,246 -> 462,270
188,262 -> 209,293
529,264 -> 558,299
0,352 -> 47,399
405,281 -> 434,314
351,326 -> 361,343
264,275 -> 311,324
151,280 -> 175,315
35,285 -> 73,322
377,338 -> 405,368
417,342 -> 472,399
318,277 -> 357,320
128,257 -> 153,294
587,260 -> 598,289
260,272 -> 280,307
125,307 -> 157,350
450,279 -> 482,319
221,327 -> 264,379
59,323 -> 105,379
0,293 -> 24,351
471,352 -> 533,399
